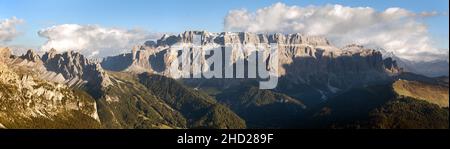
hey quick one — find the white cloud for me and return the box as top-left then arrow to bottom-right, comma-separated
224,2 -> 448,61
38,24 -> 162,57
0,17 -> 24,43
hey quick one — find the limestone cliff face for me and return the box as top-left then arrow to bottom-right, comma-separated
102,46 -> 160,73
101,31 -> 401,93
41,49 -> 112,89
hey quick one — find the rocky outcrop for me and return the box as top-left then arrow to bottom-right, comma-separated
42,49 -> 112,88
20,49 -> 42,63
3,48 -> 112,89
102,45 -> 159,73
0,59 -> 100,128
383,57 -> 402,74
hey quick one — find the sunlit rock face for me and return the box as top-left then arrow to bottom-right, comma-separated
0,50 -> 100,128
102,31 -> 401,95
41,49 -> 112,89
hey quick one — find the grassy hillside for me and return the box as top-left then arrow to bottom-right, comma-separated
393,80 -> 448,107
307,82 -> 449,129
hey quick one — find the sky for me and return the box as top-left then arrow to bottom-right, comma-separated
0,0 -> 448,61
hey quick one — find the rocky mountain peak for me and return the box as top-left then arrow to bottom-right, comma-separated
383,57 -> 402,74
41,48 -> 57,62
42,50 -> 112,88
20,49 -> 42,63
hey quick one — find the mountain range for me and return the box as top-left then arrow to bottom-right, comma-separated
380,49 -> 449,77
0,31 -> 448,129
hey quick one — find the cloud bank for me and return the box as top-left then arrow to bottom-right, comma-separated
38,24 -> 162,57
0,17 -> 24,43
224,2 -> 448,61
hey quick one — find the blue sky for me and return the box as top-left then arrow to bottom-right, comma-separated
0,0 -> 449,52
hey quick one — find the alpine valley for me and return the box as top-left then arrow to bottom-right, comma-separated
0,31 -> 448,129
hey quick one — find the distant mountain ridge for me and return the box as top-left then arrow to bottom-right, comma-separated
380,49 -> 449,77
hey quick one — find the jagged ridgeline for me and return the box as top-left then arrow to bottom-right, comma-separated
0,46 -> 245,129
0,31 -> 448,129
1,47 -> 101,128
